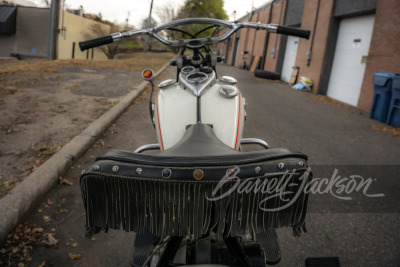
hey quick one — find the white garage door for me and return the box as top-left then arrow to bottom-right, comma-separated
327,14 -> 375,106
281,36 -> 299,83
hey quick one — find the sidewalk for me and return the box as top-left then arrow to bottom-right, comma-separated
0,56 -> 171,247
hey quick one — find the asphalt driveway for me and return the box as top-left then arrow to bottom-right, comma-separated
9,65 -> 399,266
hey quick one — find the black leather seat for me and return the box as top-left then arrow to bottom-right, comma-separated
81,123 -> 311,238
97,124 -> 307,167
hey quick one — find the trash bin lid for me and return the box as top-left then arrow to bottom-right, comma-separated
374,72 -> 395,87
392,76 -> 400,90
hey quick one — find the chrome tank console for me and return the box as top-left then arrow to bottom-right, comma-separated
178,66 -> 216,96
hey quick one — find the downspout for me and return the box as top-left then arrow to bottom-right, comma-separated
260,0 -> 277,70
61,0 -> 66,40
47,0 -> 60,59
242,10 -> 254,68
249,11 -> 260,61
225,37 -> 231,62
307,0 -> 320,66
271,0 -> 284,59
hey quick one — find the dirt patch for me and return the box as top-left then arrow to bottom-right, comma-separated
0,52 -> 174,198
0,52 -> 174,76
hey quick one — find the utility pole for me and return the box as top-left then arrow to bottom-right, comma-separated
47,0 -> 60,59
143,0 -> 154,52
125,11 -> 130,31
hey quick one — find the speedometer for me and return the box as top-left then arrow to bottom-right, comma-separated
186,72 -> 208,84
181,66 -> 195,74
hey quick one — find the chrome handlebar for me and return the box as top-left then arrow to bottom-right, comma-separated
79,18 -> 310,51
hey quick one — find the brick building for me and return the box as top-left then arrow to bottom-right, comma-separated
217,0 -> 399,112
0,5 -> 109,60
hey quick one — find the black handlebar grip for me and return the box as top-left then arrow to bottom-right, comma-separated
79,35 -> 113,51
276,26 -> 310,39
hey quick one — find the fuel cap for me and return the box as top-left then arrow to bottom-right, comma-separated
219,85 -> 238,98
220,76 -> 237,84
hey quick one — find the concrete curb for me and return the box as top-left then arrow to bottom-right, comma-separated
0,62 -> 170,246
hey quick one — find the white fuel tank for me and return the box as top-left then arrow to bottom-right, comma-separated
155,69 -> 244,151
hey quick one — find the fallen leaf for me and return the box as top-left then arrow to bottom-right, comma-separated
32,227 -> 43,233
69,253 -> 82,260
43,216 -> 51,223
71,242 -> 77,248
58,207 -> 69,213
1,223 -> 43,266
39,261 -> 46,267
58,176 -> 73,186
371,123 -> 400,137
42,233 -> 58,246
47,234 -> 58,245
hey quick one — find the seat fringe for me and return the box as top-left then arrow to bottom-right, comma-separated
81,167 -> 311,239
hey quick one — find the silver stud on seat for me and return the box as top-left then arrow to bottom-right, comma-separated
277,162 -> 285,170
136,168 -> 143,175
112,165 -> 119,173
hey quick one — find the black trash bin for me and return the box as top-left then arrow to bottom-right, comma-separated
386,75 -> 400,127
370,72 -> 395,122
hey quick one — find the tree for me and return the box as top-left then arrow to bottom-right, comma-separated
176,0 -> 228,20
155,2 -> 176,24
42,0 -> 50,7
141,17 -> 158,29
174,0 -> 228,38
140,16 -> 158,51
84,15 -> 122,59
153,3 -> 180,45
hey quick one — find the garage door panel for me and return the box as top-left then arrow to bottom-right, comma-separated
327,14 -> 375,106
281,36 -> 299,83
329,82 -> 363,104
329,66 -> 365,82
332,54 -> 365,66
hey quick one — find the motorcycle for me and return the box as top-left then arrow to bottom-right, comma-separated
79,18 -> 311,267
